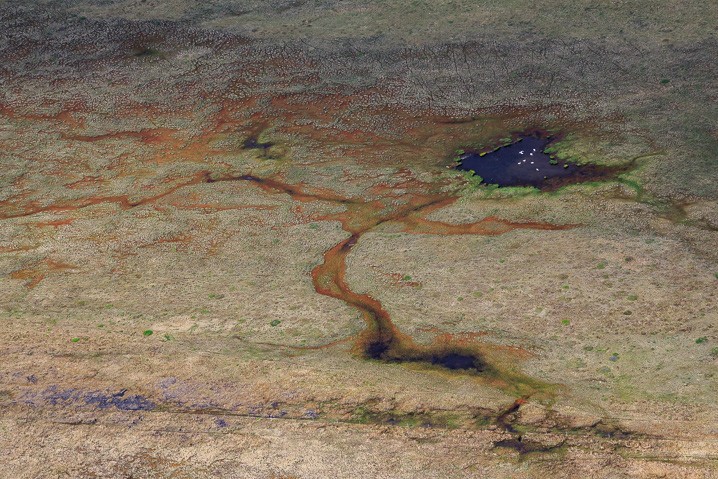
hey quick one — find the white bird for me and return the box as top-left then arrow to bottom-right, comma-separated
536,168 -> 539,171
519,151 -> 524,154
530,161 -> 534,164
530,153 -> 533,156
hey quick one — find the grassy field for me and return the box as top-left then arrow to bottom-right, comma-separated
0,0 -> 717,477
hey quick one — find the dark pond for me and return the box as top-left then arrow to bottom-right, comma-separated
364,338 -> 486,373
430,352 -> 484,371
457,136 -> 582,188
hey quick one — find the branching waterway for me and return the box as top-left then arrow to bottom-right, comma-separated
213,172 -> 575,377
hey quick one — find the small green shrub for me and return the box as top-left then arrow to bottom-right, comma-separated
270,319 -> 281,327
695,336 -> 708,344
143,330 -> 153,337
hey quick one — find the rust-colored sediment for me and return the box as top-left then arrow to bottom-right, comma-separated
312,233 -> 416,358
0,171 -> 212,219
208,174 -> 358,205
33,218 -> 75,228
218,167 -> 573,372
2,80 -> 582,381
305,186 -> 575,372
398,197 -> 576,235
10,258 -> 76,288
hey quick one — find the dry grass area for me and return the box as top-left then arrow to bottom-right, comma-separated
0,0 -> 717,477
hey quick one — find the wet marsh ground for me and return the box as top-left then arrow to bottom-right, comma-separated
1,0 -> 717,477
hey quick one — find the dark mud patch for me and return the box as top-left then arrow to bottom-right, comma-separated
457,135 -> 622,190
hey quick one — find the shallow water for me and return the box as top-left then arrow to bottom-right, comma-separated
430,352 -> 483,370
457,136 -> 576,188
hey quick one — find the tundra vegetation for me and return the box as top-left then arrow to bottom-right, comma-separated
0,0 -> 717,477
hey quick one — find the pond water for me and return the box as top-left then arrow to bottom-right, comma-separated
430,352 -> 483,370
457,136 -> 578,188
